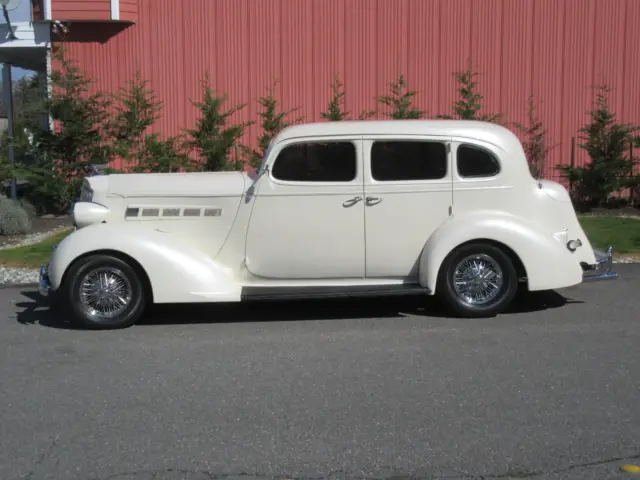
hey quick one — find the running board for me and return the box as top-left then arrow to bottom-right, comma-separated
240,284 -> 431,301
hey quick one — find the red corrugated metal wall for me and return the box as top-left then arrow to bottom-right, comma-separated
51,0 -> 112,21
55,0 -> 640,180
119,0 -> 138,22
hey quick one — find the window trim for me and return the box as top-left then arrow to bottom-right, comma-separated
268,138 -> 361,186
455,142 -> 501,180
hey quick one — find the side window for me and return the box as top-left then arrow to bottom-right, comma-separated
370,141 -> 447,181
271,141 -> 357,182
457,144 -> 500,178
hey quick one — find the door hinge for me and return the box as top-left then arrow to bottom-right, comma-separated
448,205 -> 453,216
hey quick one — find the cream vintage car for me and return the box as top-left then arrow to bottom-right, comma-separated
39,120 -> 617,329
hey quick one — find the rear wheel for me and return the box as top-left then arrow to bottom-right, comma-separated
64,254 -> 147,329
437,242 -> 518,318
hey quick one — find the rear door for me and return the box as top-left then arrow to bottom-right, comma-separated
362,135 -> 453,279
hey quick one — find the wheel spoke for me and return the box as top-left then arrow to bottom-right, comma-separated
453,253 -> 505,306
79,267 -> 133,321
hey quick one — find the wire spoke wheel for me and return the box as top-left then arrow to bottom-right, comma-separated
452,253 -> 504,306
79,267 -> 133,321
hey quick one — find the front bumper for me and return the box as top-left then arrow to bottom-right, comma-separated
38,265 -> 50,298
582,246 -> 618,282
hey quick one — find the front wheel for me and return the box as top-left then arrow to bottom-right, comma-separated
437,242 -> 518,318
64,254 -> 147,329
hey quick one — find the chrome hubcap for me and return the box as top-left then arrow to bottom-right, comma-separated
453,254 -> 504,305
79,267 -> 132,320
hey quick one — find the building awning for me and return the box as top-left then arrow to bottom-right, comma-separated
0,21 -> 49,71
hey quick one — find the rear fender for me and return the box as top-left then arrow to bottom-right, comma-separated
419,211 -> 584,293
48,224 -> 240,303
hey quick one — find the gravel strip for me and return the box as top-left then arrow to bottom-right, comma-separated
0,226 -> 71,251
0,267 -> 41,286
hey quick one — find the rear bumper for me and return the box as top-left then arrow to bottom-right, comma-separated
582,246 -> 618,282
38,265 -> 50,298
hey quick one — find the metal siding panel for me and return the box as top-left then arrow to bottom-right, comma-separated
470,0 -> 503,117
501,0 -> 534,132
119,0 -> 138,21
52,0 -> 111,20
406,0 -> 440,118
281,0 -> 314,123
592,0 -> 626,98
438,0 -> 472,115
375,0 -> 410,117
183,0 -> 217,139
622,0 -> 640,123
147,0 -> 182,144
312,0 -> 345,121
622,0 -> 640,177
344,0 -> 377,120
561,0 -> 596,172
245,0 -> 281,144
214,0 -> 250,146
531,0 -> 565,180
52,0 -> 640,177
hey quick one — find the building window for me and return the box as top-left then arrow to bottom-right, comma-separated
370,141 -> 447,181
271,142 -> 357,182
457,144 -> 500,178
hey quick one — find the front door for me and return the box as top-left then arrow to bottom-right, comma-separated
362,135 -> 453,279
245,137 -> 365,280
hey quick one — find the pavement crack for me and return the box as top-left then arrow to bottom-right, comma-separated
478,451 -> 640,479
75,455 -> 640,480
23,436 -> 58,480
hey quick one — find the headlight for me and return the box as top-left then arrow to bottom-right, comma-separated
73,202 -> 110,228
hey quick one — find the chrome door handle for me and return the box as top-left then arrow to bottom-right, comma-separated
342,196 -> 363,207
365,196 -> 382,206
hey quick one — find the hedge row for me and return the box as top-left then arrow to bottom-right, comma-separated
1,50 -> 639,221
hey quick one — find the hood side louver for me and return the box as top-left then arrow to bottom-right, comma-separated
124,206 -> 224,220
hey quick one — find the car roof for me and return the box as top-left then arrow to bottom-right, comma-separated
272,119 -> 521,152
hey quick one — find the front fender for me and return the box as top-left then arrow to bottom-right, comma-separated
419,211 -> 584,293
48,224 -> 240,303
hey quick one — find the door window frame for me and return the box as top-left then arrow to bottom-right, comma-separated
362,134 -> 452,187
265,135 -> 364,188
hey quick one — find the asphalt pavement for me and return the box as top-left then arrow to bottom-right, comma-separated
1,265 -> 639,480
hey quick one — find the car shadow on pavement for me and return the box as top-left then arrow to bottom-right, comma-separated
14,288 -> 583,330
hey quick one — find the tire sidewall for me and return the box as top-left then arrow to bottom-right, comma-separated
65,254 -> 145,329
439,243 -> 518,317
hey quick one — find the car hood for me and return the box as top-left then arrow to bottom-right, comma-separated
88,171 -> 250,199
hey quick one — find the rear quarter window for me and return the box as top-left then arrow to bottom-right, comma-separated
456,144 -> 500,178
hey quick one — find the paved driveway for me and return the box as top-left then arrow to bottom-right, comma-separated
1,265 -> 639,480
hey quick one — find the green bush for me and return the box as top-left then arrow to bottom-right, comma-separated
0,195 -> 32,235
556,85 -> 639,207
18,198 -> 37,219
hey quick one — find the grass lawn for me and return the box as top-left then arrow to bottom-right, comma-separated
0,228 -> 74,268
578,216 -> 640,254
